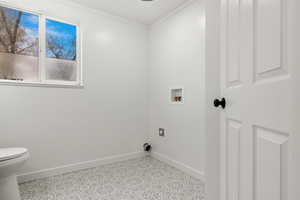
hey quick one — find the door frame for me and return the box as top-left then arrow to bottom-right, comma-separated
204,0 -> 221,200
289,0 -> 300,199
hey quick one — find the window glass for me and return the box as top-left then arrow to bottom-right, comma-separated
46,19 -> 77,81
0,6 -> 39,81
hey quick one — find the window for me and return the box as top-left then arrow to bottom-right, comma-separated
0,4 -> 81,86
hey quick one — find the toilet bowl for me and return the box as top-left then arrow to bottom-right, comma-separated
0,148 -> 29,200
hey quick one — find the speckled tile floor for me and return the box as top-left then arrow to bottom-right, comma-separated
19,156 -> 205,200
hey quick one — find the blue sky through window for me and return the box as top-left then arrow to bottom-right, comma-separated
20,12 -> 39,37
46,19 -> 76,60
0,6 -> 76,60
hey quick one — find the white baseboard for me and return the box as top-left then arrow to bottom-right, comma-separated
18,151 -> 205,184
17,151 -> 146,184
151,152 -> 206,182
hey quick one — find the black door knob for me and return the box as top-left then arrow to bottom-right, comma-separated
214,98 -> 226,109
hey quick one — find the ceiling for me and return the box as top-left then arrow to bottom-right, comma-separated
68,0 -> 190,24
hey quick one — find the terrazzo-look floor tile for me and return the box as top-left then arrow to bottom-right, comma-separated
19,156 -> 205,200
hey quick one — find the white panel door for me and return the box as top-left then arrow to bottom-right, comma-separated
220,0 -> 292,200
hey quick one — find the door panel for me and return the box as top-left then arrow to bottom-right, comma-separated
227,0 -> 242,87
254,127 -> 288,200
255,0 -> 288,81
256,0 -> 282,75
227,120 -> 242,200
221,0 -> 290,200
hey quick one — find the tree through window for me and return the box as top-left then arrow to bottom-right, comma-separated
0,6 -> 39,81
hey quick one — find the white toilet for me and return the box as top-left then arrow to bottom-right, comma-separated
0,148 -> 29,200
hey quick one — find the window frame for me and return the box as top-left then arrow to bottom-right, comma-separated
0,3 -> 83,88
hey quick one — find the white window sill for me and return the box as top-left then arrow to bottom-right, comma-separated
0,80 -> 84,88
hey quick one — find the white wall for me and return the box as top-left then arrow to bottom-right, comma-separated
148,0 -> 206,175
0,0 -> 149,174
